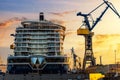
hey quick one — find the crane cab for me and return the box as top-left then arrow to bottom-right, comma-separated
77,28 -> 90,35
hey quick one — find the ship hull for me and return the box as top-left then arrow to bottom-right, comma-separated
0,73 -> 89,80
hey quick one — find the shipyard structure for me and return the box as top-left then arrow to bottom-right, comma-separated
7,13 -> 70,74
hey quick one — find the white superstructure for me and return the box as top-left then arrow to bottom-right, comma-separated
14,12 -> 65,56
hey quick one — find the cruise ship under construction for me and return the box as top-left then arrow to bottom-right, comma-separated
1,0 -> 120,79
8,12 -> 68,74
0,13 -> 90,80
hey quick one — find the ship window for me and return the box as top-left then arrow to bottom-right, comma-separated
48,43 -> 55,46
7,65 -> 12,71
38,57 -> 45,64
46,57 -> 67,62
8,58 -> 30,63
31,57 -> 37,64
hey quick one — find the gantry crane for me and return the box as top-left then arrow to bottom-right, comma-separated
77,0 -> 120,70
71,47 -> 81,69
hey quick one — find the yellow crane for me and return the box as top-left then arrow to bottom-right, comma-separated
77,0 -> 120,70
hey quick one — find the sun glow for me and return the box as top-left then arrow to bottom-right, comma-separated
0,0 -> 120,65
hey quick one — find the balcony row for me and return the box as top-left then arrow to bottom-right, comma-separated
15,45 -> 62,48
16,28 -> 64,31
14,50 -> 61,53
15,36 -> 63,39
16,32 -> 64,35
15,40 -> 63,44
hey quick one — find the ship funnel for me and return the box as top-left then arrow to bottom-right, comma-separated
39,12 -> 44,21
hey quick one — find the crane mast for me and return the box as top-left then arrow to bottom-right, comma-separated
77,0 -> 120,70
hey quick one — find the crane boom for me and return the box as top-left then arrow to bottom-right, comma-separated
77,0 -> 120,31
77,0 -> 120,70
90,6 -> 109,31
103,0 -> 120,18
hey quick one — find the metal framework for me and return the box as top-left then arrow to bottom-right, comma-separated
77,0 -> 120,70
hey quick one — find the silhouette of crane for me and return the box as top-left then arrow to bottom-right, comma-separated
77,0 -> 120,70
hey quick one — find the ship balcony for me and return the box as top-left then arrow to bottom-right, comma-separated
14,50 -> 29,52
30,50 -> 48,53
15,36 -> 30,39
28,41 -> 48,44
22,49 -> 60,53
16,32 -> 61,35
15,41 -> 29,43
15,35 -> 63,39
48,50 -> 60,52
47,45 -> 60,48
15,45 -> 29,47
29,37 -> 47,39
28,36 -> 62,39
46,36 -> 62,39
47,41 -> 63,43
14,50 -> 49,53
16,28 -> 63,31
28,45 -> 47,47
28,47 -> 47,49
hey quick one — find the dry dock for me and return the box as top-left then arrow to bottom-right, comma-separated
0,73 -> 89,80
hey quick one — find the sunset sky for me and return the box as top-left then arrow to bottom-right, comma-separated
0,0 -> 120,65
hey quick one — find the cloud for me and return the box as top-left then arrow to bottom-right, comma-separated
0,17 -> 27,29
0,17 -> 27,64
64,34 -> 120,65
0,56 -> 3,64
65,30 -> 76,36
93,34 -> 120,64
0,47 -> 12,64
49,10 -> 76,17
0,17 -> 27,48
50,19 -> 65,25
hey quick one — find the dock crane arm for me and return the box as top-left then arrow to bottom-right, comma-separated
90,6 -> 108,31
103,0 -> 120,18
77,0 -> 120,31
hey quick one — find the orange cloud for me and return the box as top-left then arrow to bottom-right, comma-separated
0,17 -> 27,47
65,30 -> 76,36
50,19 -> 65,25
0,17 -> 26,29
49,10 -> 76,17
93,34 -> 120,64
64,34 -> 120,65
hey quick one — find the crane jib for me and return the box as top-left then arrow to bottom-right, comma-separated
77,0 -> 120,31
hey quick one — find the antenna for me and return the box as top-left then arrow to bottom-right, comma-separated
100,56 -> 102,65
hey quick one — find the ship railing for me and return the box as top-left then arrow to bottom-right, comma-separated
15,41 -> 29,43
47,40 -> 63,43
16,28 -> 63,31
47,45 -> 60,47
48,50 -> 60,52
16,32 -> 61,34
14,50 -> 29,52
15,36 -> 30,38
